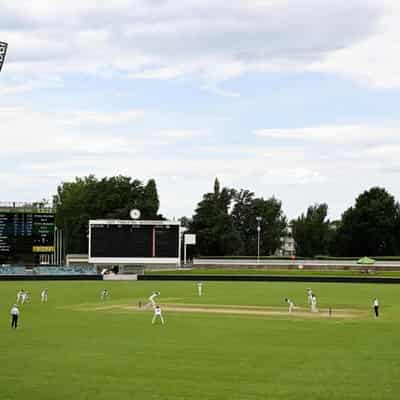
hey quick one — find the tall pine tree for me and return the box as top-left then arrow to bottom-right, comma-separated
190,178 -> 240,256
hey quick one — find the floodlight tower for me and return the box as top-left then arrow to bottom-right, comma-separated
256,216 -> 262,263
0,41 -> 8,72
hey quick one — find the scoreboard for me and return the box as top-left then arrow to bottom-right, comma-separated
89,220 -> 180,264
0,210 -> 55,264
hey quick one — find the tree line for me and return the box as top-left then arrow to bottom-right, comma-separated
54,175 -> 400,257
54,175 -> 160,254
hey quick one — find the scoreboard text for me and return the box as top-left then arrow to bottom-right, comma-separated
0,211 -> 55,263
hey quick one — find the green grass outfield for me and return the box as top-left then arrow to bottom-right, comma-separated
1,280 -> 399,400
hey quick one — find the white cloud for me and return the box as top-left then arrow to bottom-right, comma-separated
0,0 -> 385,85
0,78 -> 63,95
3,1 -> 400,221
0,107 -> 208,156
63,110 -> 145,126
254,125 -> 400,146
151,129 -> 209,139
201,83 -> 241,98
309,0 -> 400,88
0,107 -> 131,154
128,66 -> 185,80
3,105 -> 400,219
261,168 -> 326,185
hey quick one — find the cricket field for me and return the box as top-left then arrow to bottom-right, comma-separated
1,280 -> 399,400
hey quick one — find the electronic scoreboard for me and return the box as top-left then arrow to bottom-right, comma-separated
0,209 -> 55,264
89,220 -> 180,265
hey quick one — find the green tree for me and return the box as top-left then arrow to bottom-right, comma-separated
141,179 -> 160,219
335,187 -> 400,256
179,216 -> 192,229
230,189 -> 255,255
190,178 -> 241,256
53,175 -> 160,254
291,203 -> 330,257
326,220 -> 341,256
230,190 -> 287,256
251,197 -> 287,256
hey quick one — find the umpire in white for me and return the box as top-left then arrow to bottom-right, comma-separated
372,298 -> 379,318
10,304 -> 19,329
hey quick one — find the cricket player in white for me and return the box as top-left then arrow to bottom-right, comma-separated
100,288 -> 110,300
21,291 -> 29,305
197,282 -> 203,297
306,288 -> 313,305
152,305 -> 164,325
285,298 -> 295,313
41,288 -> 48,303
148,291 -> 160,308
311,294 -> 318,312
16,289 -> 24,304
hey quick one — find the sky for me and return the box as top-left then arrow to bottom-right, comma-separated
1,0 -> 400,221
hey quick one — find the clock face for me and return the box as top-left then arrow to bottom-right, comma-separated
130,209 -> 141,219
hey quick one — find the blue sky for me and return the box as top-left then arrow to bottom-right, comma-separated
1,0 -> 400,221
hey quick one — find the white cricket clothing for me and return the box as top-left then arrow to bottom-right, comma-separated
17,291 -> 23,303
197,283 -> 203,296
11,306 -> 19,316
152,307 -> 164,324
311,296 -> 318,312
373,299 -> 379,307
41,290 -> 48,302
307,289 -> 313,305
21,293 -> 28,304
148,292 -> 159,306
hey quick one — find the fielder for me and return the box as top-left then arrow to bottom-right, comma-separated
16,289 -> 24,304
100,288 -> 110,300
152,305 -> 165,325
21,291 -> 29,305
41,288 -> 48,303
311,294 -> 318,312
306,288 -> 313,305
197,282 -> 203,297
285,298 -> 295,313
